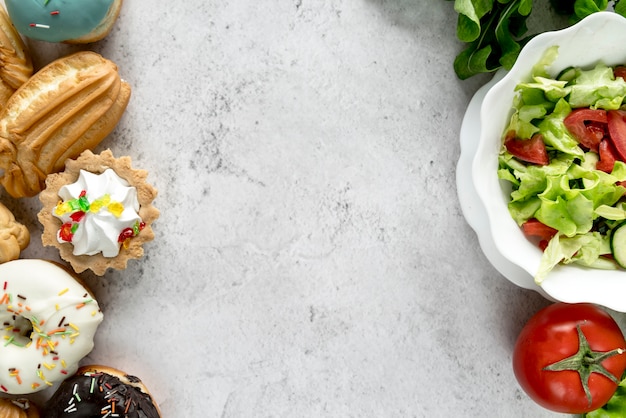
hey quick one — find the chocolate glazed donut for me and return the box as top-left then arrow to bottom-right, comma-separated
42,366 -> 161,418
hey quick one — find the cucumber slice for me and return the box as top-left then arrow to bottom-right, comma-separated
610,221 -> 626,268
557,66 -> 577,83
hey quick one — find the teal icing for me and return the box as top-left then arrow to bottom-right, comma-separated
5,0 -> 115,43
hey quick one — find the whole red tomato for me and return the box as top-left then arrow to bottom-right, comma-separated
513,303 -> 626,413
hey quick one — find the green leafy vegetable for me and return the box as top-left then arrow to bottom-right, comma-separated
574,0 -> 609,19
535,232 -> 612,284
450,0 -> 626,79
584,374 -> 626,417
453,0 -> 533,79
568,64 -> 626,109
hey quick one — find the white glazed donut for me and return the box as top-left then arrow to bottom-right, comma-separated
0,259 -> 103,394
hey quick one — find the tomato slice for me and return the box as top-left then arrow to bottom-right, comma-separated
615,65 -> 626,80
597,139 -> 619,173
607,110 -> 626,162
564,108 -> 607,151
504,131 -> 549,165
522,218 -> 558,242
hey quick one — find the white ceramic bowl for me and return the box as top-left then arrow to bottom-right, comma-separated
473,11 -> 626,311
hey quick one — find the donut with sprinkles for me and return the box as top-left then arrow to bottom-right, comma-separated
0,259 -> 103,394
4,0 -> 123,44
43,365 -> 161,417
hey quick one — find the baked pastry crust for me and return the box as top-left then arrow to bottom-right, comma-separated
0,6 -> 32,109
0,201 -> 28,263
0,51 -> 130,198
38,150 -> 158,275
0,398 -> 39,418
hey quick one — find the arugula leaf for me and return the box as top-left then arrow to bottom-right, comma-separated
453,0 -> 533,79
573,0 -> 609,20
616,0 -> 626,15
450,0 -> 626,79
496,0 -> 531,69
454,0 -> 494,42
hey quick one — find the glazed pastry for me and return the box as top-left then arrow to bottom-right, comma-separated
0,51 -> 131,198
0,6 -> 33,110
0,259 -> 104,394
0,398 -> 39,418
5,0 -> 123,44
43,365 -> 161,418
0,201 -> 29,263
38,149 -> 159,275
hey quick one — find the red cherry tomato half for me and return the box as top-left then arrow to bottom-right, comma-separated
615,65 -> 626,80
607,110 -> 626,162
504,131 -> 549,165
513,303 -> 626,414
521,218 -> 558,250
521,218 -> 558,242
564,108 -> 607,152
597,139 -> 619,173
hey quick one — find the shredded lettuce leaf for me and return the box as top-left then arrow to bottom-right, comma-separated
535,232 -> 614,284
569,64 -> 626,109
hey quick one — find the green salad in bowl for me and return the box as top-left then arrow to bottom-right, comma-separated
472,11 -> 626,310
499,55 -> 626,283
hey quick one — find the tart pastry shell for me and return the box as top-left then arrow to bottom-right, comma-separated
38,149 -> 159,275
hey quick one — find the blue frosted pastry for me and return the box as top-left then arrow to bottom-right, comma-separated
4,0 -> 123,43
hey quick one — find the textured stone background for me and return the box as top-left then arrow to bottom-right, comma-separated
0,0 -> 585,416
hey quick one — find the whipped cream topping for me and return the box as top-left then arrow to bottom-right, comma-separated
53,169 -> 143,257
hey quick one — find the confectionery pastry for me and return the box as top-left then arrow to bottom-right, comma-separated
0,6 -> 32,107
38,149 -> 159,275
4,0 -> 123,44
0,51 -> 131,198
0,6 -> 33,109
43,365 -> 161,417
0,201 -> 29,263
0,259 -> 104,394
0,398 -> 39,418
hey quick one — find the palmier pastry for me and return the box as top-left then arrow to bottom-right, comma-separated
0,51 -> 131,198
0,201 -> 28,263
0,6 -> 32,109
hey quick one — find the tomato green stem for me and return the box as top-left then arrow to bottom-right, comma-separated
543,325 -> 625,406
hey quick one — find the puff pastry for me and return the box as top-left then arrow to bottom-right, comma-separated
0,6 -> 32,109
0,398 -> 39,418
0,51 -> 131,198
0,200 -> 29,263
